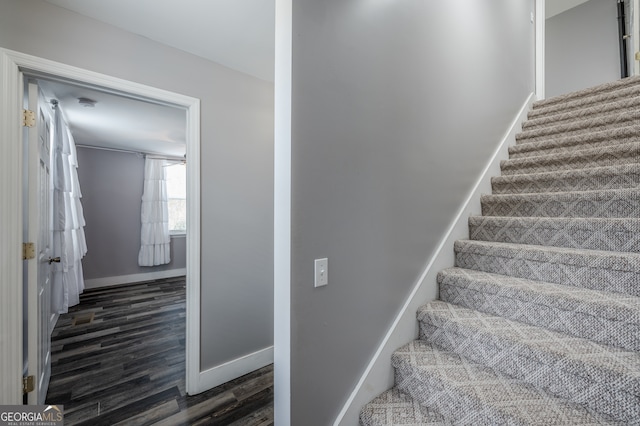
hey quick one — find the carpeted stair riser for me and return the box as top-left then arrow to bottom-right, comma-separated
417,302 -> 640,423
500,142 -> 640,176
391,341 -> 622,425
531,75 -> 640,113
359,388 -> 450,426
512,124 -> 640,154
438,268 -> 640,352
454,240 -> 640,296
491,164 -> 640,194
468,216 -> 640,253
481,189 -> 640,218
516,108 -> 640,145
524,94 -> 640,131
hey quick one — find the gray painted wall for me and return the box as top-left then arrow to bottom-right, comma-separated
76,147 -> 186,280
289,1 -> 534,423
546,0 -> 620,97
0,0 -> 274,371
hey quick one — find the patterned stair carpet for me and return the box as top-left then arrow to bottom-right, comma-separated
360,76 -> 640,425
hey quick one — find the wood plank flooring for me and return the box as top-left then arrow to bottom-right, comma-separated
45,277 -> 273,425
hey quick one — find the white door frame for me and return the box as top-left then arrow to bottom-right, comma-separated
0,47 -> 202,403
633,0 -> 640,76
274,0 -> 293,423
536,0 -> 546,100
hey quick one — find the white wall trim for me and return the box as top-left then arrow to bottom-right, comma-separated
633,0 -> 640,76
536,0 -> 546,100
0,47 -> 202,402
83,268 -> 187,289
196,346 -> 274,391
333,93 -> 535,426
274,0 -> 293,424
185,86 -> 202,396
0,50 -> 25,405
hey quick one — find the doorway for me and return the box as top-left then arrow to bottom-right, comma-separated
0,48 -> 202,404
28,75 -> 189,408
545,0 -> 627,97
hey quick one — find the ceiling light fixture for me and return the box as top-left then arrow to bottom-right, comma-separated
77,97 -> 97,108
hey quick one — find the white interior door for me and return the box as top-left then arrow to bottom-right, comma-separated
25,81 -> 54,405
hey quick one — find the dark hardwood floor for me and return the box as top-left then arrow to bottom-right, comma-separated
46,277 -> 273,425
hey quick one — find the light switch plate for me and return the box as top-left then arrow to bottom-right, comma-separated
314,258 -> 328,287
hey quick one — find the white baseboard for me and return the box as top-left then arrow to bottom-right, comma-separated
83,268 -> 187,289
190,346 -> 274,395
333,93 -> 535,426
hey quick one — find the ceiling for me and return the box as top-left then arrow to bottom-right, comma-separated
38,79 -> 187,158
38,0 -> 275,158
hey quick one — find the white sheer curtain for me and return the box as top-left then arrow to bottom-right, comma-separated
51,107 -> 88,314
138,158 -> 171,266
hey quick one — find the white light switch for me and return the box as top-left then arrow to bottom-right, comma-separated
314,258 -> 328,287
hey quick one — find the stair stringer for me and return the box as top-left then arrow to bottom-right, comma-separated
333,92 -> 535,426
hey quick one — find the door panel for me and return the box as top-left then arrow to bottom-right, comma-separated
26,81 -> 53,404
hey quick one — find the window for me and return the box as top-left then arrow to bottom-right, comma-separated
166,162 -> 186,234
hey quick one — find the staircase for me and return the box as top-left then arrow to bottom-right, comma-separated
359,77 -> 640,425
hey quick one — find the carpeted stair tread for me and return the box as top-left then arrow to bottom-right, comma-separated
438,267 -> 640,351
417,301 -> 640,422
392,340 -> 622,425
500,142 -> 640,175
524,94 -> 640,131
481,188 -> 640,218
516,108 -> 640,145
468,216 -> 640,252
454,239 -> 640,296
532,75 -> 640,111
491,164 -> 640,194
359,388 -> 450,426
512,124 -> 640,152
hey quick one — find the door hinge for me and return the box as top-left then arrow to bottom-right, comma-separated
22,109 -> 35,127
23,242 -> 35,260
23,375 -> 35,394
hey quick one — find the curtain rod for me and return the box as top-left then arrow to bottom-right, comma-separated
76,144 -> 186,163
